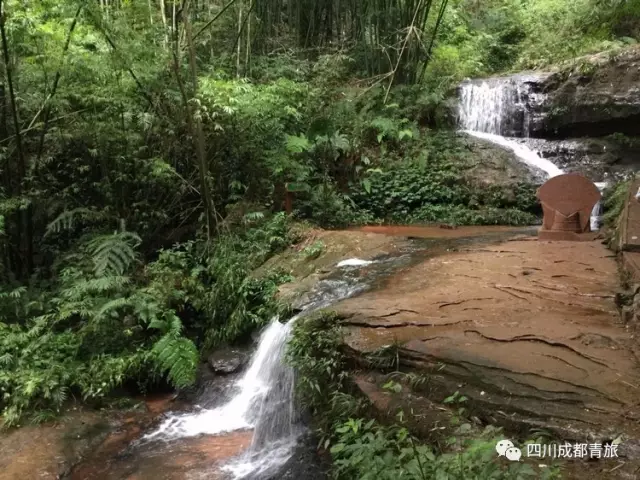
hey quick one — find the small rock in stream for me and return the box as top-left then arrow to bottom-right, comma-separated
208,348 -> 249,374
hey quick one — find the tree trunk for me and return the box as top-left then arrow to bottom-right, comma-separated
159,0 -> 169,47
236,5 -> 242,77
0,0 -> 28,278
184,2 -> 217,238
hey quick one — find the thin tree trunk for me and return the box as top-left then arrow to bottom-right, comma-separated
183,1 -> 217,238
236,5 -> 242,77
172,1 -> 177,37
36,4 -> 83,160
193,0 -> 239,41
159,0 -> 169,47
245,0 -> 251,75
418,0 -> 448,83
0,0 -> 28,277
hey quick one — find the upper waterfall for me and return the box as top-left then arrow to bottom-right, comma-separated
457,76 -> 563,179
457,75 -> 606,230
458,75 -> 547,138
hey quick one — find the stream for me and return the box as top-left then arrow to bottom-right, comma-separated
64,76 -> 609,480
458,78 -> 607,230
66,229 -> 536,480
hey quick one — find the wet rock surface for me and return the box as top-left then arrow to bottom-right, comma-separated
0,395 -> 179,480
265,432 -> 331,480
208,348 -> 250,375
534,46 -> 640,139
460,134 -> 546,185
337,238 -> 640,445
519,136 -> 640,181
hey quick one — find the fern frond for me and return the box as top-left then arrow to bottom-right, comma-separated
94,297 -> 133,321
61,275 -> 131,299
152,334 -> 198,389
285,134 -> 311,153
0,352 -> 14,366
87,232 -> 142,277
45,208 -> 108,237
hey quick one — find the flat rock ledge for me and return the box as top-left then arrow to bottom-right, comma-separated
335,239 -> 640,444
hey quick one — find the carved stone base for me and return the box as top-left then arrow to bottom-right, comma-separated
538,229 -> 598,242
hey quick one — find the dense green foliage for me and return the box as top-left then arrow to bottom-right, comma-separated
438,0 -> 640,77
602,177 -> 634,249
287,311 -> 560,479
0,212 -> 293,425
0,0 -> 635,428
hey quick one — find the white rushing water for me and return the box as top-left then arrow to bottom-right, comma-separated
143,278 -> 367,479
461,130 -> 563,179
458,79 -> 604,230
144,319 -> 294,440
337,258 -> 374,267
458,79 -> 530,137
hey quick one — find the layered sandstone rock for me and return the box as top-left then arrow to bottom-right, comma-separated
335,239 -> 640,441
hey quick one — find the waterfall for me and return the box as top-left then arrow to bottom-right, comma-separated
143,319 -> 297,441
592,182 -> 607,231
458,79 -> 562,179
142,276 -> 368,479
458,78 -> 604,230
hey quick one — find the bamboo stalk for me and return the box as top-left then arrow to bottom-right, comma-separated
245,0 -> 252,75
159,0 -> 169,47
236,5 -> 242,77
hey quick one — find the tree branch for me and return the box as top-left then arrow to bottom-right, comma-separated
193,0 -> 238,41
36,2 -> 84,160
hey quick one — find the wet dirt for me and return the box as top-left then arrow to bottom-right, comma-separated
357,224 -> 531,238
0,395 -> 179,480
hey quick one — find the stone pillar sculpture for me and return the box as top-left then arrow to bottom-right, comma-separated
536,173 -> 601,241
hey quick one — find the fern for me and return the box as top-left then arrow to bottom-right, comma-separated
151,330 -> 198,389
60,275 -> 131,299
147,312 -> 198,388
0,352 -> 14,366
45,208 -> 109,237
86,232 -> 141,276
285,134 -> 311,153
94,297 -> 134,321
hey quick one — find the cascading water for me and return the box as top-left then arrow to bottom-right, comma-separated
458,79 -> 562,179
458,78 -> 604,230
141,262 -> 374,479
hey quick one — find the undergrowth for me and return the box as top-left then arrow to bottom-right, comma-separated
0,213 -> 295,427
287,311 -> 560,479
603,178 -> 633,249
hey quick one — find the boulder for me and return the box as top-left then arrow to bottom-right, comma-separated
207,348 -> 249,374
532,46 -> 640,138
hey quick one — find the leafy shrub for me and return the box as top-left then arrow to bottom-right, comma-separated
0,230 -> 197,427
287,311 -> 559,480
602,178 -> 633,248
0,212 -> 295,426
603,178 -> 632,229
330,419 -> 559,480
295,181 -> 375,229
408,205 -> 538,226
349,155 -> 470,220
146,212 -> 295,349
286,311 -> 349,422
